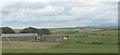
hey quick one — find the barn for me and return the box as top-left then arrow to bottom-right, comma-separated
40,35 -> 68,42
1,33 -> 40,41
1,33 -> 68,42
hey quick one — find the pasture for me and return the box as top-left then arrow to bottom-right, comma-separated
2,29 -> 119,53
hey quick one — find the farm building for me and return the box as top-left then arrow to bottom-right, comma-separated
1,33 -> 40,41
40,35 -> 68,42
1,33 -> 68,42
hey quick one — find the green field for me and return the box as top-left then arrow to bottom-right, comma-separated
2,29 -> 119,53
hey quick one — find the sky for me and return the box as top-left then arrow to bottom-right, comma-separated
0,0 -> 119,29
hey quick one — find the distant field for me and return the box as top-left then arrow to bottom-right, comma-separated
2,29 -> 119,53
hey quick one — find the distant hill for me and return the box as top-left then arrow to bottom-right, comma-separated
51,26 -> 119,29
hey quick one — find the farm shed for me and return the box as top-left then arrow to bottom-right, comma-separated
1,33 -> 40,41
40,35 -> 68,42
1,33 -> 68,42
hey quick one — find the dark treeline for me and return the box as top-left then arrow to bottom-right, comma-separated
2,27 -> 15,34
1,27 -> 51,36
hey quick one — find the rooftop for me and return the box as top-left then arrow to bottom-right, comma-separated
1,33 -> 39,37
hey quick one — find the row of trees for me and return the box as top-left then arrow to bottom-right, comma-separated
2,27 -> 51,36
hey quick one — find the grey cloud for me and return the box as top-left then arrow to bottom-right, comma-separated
2,2 -> 118,28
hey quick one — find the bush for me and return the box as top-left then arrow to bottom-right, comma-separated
118,43 -> 120,45
91,42 -> 104,44
76,42 -> 83,43
102,34 -> 105,36
38,29 -> 51,36
75,35 -> 89,37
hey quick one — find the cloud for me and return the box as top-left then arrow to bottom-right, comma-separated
1,0 -> 118,28
2,2 -> 65,21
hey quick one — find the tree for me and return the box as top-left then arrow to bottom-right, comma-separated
38,29 -> 51,36
2,27 -> 15,34
19,27 -> 38,33
19,27 -> 51,36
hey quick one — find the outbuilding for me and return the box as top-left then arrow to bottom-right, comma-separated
1,33 -> 40,42
40,35 -> 68,42
1,33 -> 68,42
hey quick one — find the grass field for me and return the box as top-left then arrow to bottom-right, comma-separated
2,29 -> 119,53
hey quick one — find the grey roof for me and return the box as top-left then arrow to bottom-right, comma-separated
1,33 -> 40,37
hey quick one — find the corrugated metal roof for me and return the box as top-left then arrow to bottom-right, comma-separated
1,33 -> 40,37
43,34 -> 63,38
